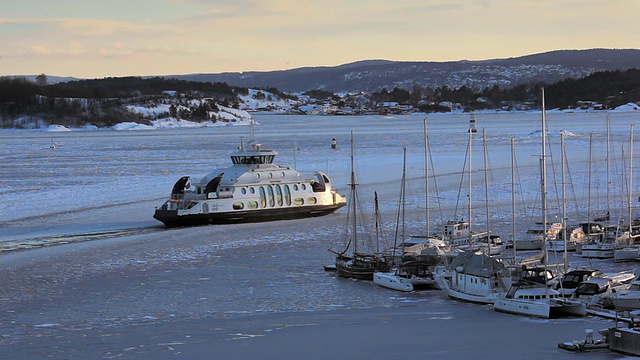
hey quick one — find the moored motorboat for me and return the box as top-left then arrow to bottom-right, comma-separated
554,269 -> 602,297
612,273 -> 640,311
572,277 -> 630,308
154,126 -> 347,226
493,281 -> 586,318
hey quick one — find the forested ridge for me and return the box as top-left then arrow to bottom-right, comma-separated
1,69 -> 638,128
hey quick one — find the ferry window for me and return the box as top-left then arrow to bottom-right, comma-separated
267,186 -> 275,207
241,188 -> 247,195
293,184 -> 299,191
301,184 -> 306,190
256,173 -> 261,179
250,187 -> 255,194
248,201 -> 258,209
259,187 -> 266,208
307,197 -> 317,204
268,173 -> 273,178
281,172 -> 285,178
284,185 -> 291,206
294,198 -> 304,205
233,202 -> 244,210
276,185 -> 283,206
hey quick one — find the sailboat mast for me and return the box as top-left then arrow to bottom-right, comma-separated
424,118 -> 430,237
401,147 -> 407,250
375,191 -> 380,254
561,133 -> 568,272
541,88 -> 549,266
511,138 -> 517,263
630,124 -> 635,239
483,128 -> 491,255
350,132 -> 357,255
587,133 -> 593,237
468,122 -> 473,243
606,114 -> 611,222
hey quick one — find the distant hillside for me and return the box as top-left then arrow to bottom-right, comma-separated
169,49 -> 640,93
9,75 -> 80,85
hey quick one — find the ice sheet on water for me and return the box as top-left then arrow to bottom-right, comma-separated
0,111 -> 637,247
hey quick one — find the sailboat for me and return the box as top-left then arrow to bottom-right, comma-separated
493,88 -> 586,318
374,148 -> 417,292
332,132 -> 391,280
399,118 -> 457,289
581,116 -> 616,258
547,133 -> 587,253
444,119 -> 490,250
396,118 -> 452,256
613,124 -> 639,262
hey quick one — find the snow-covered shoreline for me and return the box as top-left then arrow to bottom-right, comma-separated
2,103 -> 638,132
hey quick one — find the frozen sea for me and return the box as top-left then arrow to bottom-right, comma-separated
0,111 -> 639,359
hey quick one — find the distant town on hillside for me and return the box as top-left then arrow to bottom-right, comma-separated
1,49 -> 639,129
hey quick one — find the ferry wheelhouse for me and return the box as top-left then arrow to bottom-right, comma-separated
154,138 -> 347,227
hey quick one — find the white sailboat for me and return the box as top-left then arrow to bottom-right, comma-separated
494,88 -> 586,318
374,148 -> 415,292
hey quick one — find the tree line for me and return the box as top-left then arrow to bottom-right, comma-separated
0,69 -> 638,128
368,69 -> 640,112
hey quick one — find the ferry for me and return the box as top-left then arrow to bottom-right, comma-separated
154,136 -> 347,227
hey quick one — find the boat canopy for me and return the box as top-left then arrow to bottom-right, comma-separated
449,251 -> 506,277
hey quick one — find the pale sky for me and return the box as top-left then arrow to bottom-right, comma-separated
1,0 -> 638,78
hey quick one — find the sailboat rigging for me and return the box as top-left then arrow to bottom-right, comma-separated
332,132 -> 390,280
